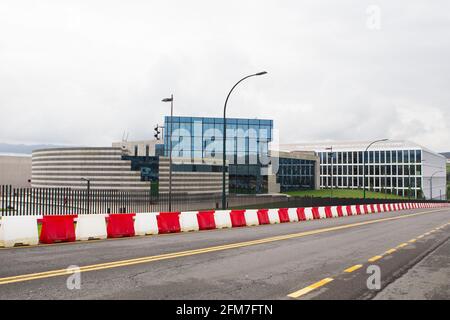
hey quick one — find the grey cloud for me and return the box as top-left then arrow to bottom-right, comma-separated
0,0 -> 449,152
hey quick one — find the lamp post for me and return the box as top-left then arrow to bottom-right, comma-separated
162,95 -> 174,212
430,170 -> 443,200
363,139 -> 388,199
221,71 -> 267,209
81,178 -> 90,214
325,147 -> 333,198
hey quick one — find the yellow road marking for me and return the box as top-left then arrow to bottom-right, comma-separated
397,243 -> 408,248
385,248 -> 397,254
344,264 -> 363,273
417,235 -> 424,239
408,239 -> 417,243
0,209 -> 445,285
368,255 -> 382,262
287,278 -> 334,298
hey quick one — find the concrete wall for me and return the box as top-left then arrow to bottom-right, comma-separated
0,155 -> 32,187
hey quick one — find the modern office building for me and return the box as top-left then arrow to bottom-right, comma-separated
281,140 -> 447,200
31,147 -> 227,194
162,116 -> 319,194
29,116 -> 320,195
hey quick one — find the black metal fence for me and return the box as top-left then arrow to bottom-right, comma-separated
0,185 -> 227,216
1,185 -> 447,216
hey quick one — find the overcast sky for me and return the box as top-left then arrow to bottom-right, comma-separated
1,0 -> 449,152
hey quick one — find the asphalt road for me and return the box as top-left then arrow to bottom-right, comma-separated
0,207 -> 449,300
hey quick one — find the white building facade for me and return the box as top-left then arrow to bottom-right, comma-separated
281,140 -> 447,200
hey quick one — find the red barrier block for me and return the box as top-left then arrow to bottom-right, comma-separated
107,213 -> 135,238
230,210 -> 247,227
383,204 -> 388,212
278,208 -> 290,223
257,209 -> 270,225
355,205 -> 362,215
197,211 -> 216,230
324,206 -> 333,218
362,205 -> 369,214
388,204 -> 393,211
157,212 -> 181,234
337,206 -> 344,217
346,206 -> 353,216
376,204 -> 382,212
312,207 -> 320,220
297,208 -> 306,221
370,204 -> 375,213
40,215 -> 77,244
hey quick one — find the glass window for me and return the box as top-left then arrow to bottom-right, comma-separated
397,150 -> 403,163
415,150 -> 421,163
409,150 -> 415,163
369,151 -> 374,163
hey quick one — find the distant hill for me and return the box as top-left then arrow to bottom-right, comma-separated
0,143 -> 71,155
440,152 -> 450,159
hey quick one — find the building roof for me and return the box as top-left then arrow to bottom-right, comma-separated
279,140 -> 444,157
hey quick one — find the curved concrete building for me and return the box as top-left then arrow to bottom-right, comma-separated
32,148 -> 151,190
31,147 -> 228,194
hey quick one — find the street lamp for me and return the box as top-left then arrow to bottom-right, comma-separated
162,95 -> 174,212
81,177 -> 90,214
363,139 -> 388,199
222,71 -> 267,209
325,146 -> 333,198
430,170 -> 443,200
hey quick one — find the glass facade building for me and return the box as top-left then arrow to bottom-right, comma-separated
276,158 -> 316,191
163,116 -> 273,194
280,141 -> 447,200
318,149 -> 423,198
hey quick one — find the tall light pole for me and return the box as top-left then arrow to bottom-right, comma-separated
430,170 -> 443,200
162,95 -> 174,212
325,146 -> 333,198
221,71 -> 267,209
81,177 -> 90,214
363,139 -> 388,199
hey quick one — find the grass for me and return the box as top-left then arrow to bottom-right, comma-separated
284,188 -> 407,200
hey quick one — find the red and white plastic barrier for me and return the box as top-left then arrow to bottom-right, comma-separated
0,202 -> 448,247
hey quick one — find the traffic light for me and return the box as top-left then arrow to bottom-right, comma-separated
154,125 -> 161,140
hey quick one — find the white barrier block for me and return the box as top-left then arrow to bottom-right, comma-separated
75,214 -> 107,241
244,210 -> 259,226
331,206 -> 339,218
0,216 -> 39,247
318,207 -> 327,219
134,212 -> 159,235
214,210 -> 232,229
350,205 -> 358,215
304,208 -> 314,220
180,211 -> 199,232
287,208 -> 298,222
268,209 -> 280,224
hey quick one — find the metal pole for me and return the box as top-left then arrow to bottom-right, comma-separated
222,72 -> 267,209
87,180 -> 90,214
169,94 -> 173,212
330,148 -> 333,198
